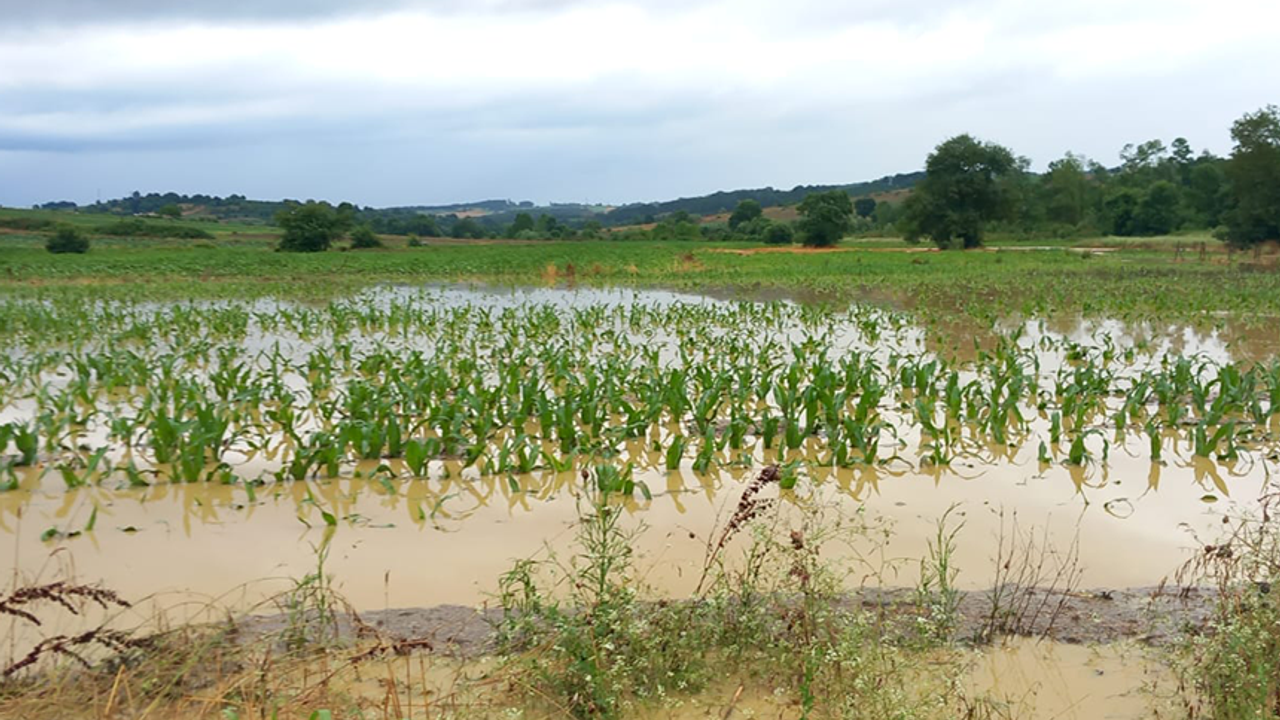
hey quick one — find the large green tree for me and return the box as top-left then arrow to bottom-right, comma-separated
728,199 -> 763,229
508,212 -> 535,236
1224,105 -> 1280,247
1040,153 -> 1095,227
901,134 -> 1020,249
276,202 -> 346,252
796,191 -> 853,247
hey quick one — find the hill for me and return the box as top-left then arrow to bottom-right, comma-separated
28,171 -> 923,231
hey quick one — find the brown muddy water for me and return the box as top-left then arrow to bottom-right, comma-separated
0,451 -> 1254,613
1,285 -> 1274,715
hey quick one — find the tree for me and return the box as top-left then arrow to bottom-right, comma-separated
276,202 -> 344,252
728,199 -> 762,229
157,204 -> 182,219
901,134 -> 1020,249
535,214 -> 561,237
509,212 -> 535,236
46,225 -> 89,254
1133,181 -> 1181,235
1187,160 -> 1228,227
1041,153 -> 1093,226
796,190 -> 853,247
451,217 -> 486,239
764,223 -> 794,245
1170,137 -> 1195,185
1104,189 -> 1141,236
335,202 -> 358,231
1223,105 -> 1280,247
853,197 -> 877,218
736,216 -> 772,238
349,225 -> 382,249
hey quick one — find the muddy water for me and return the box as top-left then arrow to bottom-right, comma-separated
4,284 -> 1270,717
968,638 -> 1166,719
1,444 -> 1255,613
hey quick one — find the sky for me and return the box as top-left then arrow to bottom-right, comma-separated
1,0 -> 1277,209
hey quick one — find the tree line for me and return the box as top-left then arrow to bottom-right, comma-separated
896,105 -> 1279,249
712,104 -> 1278,249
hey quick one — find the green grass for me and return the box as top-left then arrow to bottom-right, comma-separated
1,237 -> 1277,325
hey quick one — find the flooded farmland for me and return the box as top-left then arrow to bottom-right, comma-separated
2,284 -> 1278,718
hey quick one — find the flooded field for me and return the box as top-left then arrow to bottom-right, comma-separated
3,284 -> 1278,717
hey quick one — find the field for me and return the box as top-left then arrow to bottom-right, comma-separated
2,214 -> 1280,719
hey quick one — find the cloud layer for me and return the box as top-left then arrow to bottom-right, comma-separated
1,0 -> 1277,207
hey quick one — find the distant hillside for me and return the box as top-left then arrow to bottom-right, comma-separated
598,172 -> 924,226
390,199 -> 533,216
33,171 -> 923,230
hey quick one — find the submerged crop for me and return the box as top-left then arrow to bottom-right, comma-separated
0,286 -> 1276,505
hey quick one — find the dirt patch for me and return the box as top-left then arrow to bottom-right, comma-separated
234,585 -> 1216,660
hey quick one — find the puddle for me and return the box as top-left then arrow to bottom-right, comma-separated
968,638 -> 1167,719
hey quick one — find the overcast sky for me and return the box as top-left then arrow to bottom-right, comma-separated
1,0 -> 1276,208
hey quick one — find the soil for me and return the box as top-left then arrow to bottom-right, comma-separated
236,585 -> 1220,658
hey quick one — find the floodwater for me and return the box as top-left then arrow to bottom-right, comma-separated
1,284 -> 1273,715
0,448 -> 1255,613
967,638 -> 1166,720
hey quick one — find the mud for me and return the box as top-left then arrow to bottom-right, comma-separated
231,585 -> 1217,660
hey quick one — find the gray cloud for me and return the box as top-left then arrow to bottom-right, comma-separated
0,0 -> 1277,208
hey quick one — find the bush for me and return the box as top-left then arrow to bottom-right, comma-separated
406,234 -> 424,247
764,223 -> 794,245
97,219 -> 214,240
46,226 -> 90,254
0,217 -> 56,232
797,190 -> 854,247
276,202 -> 345,253
349,225 -> 382,249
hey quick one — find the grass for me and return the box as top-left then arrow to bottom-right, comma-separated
1174,487 -> 1280,719
1,237 -> 1278,325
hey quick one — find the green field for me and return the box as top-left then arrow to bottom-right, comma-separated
3,208 -> 1279,719
0,206 -> 1274,324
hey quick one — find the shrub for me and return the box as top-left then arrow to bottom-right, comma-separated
97,220 -> 214,240
45,226 -> 90,254
276,202 -> 345,253
349,225 -> 382,249
0,217 -> 56,232
764,223 -> 794,245
406,234 -> 424,247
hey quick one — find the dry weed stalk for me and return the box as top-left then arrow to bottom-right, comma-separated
977,510 -> 1082,642
694,464 -> 780,596
1,580 -> 139,678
